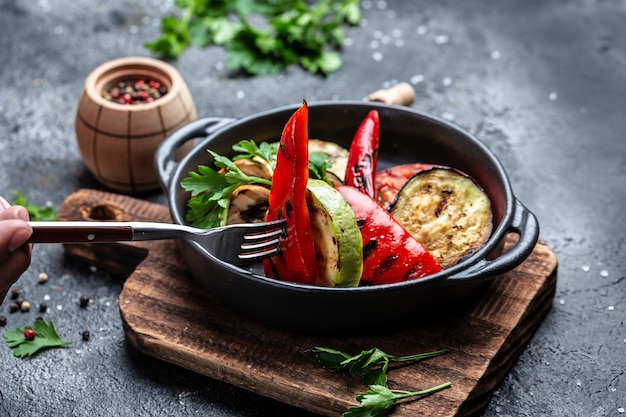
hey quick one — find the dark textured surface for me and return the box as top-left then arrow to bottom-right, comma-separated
0,1 -> 624,416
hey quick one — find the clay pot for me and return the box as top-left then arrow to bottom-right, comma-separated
75,56 -> 197,193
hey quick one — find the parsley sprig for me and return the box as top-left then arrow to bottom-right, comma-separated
182,149 -> 272,229
182,139 -> 334,229
310,346 -> 451,416
345,382 -> 453,417
145,0 -> 361,75
4,320 -> 72,358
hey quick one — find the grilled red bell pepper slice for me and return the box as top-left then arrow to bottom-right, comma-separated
344,110 -> 380,198
375,162 -> 434,209
263,102 -> 317,285
337,185 -> 442,284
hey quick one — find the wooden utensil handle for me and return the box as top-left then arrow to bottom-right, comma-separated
27,222 -> 133,243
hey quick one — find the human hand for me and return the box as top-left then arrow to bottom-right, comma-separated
0,196 -> 33,304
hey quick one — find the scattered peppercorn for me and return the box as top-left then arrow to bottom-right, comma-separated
24,329 -> 36,340
102,78 -> 168,105
35,315 -> 44,321
9,303 -> 19,313
10,289 -> 20,300
81,330 -> 90,341
39,302 -> 48,313
79,295 -> 90,308
38,272 -> 49,284
0,315 -> 7,326
15,297 -> 24,307
20,301 -> 31,312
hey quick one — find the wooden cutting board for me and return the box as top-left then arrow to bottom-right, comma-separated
58,189 -> 558,417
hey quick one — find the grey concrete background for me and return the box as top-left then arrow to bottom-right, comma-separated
1,0 -> 625,416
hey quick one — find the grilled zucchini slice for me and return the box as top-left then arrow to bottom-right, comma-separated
306,179 -> 363,287
390,167 -> 492,269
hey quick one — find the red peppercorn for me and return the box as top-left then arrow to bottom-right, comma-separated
24,329 -> 36,340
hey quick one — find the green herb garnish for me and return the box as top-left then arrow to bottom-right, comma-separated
344,383 -> 452,417
311,346 -> 448,386
4,320 -> 72,358
232,139 -> 279,169
145,0 -> 361,76
310,346 -> 451,416
11,190 -> 57,221
182,148 -> 273,229
308,151 -> 334,186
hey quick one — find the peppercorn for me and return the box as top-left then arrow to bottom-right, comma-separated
0,315 -> 7,326
24,329 -> 36,340
38,272 -> 49,284
79,295 -> 90,308
9,303 -> 19,313
102,78 -> 168,105
81,330 -> 90,341
20,301 -> 31,312
10,289 -> 20,300
39,302 -> 48,313
14,297 -> 24,307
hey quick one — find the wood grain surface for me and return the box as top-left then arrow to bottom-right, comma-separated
58,189 -> 558,417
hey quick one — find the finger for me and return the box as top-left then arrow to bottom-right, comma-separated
0,206 -> 30,221
0,219 -> 33,262
0,246 -> 31,303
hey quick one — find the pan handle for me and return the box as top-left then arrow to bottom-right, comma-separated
154,117 -> 235,191
444,198 -> 540,283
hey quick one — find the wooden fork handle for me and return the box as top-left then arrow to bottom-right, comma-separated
27,221 -> 133,244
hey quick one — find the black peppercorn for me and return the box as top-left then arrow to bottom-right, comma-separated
9,303 -> 19,313
0,315 -> 7,326
82,330 -> 90,341
79,295 -> 90,308
39,302 -> 48,313
10,289 -> 20,300
15,297 -> 24,307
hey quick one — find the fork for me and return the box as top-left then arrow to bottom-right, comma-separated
27,219 -> 285,266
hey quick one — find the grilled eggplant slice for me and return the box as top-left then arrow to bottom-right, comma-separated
390,167 -> 492,269
226,184 -> 271,224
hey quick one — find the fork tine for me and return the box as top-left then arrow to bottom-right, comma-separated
235,219 -> 284,264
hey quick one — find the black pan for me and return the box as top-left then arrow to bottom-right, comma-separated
155,101 -> 539,334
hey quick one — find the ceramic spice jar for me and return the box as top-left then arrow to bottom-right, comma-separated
75,56 -> 197,193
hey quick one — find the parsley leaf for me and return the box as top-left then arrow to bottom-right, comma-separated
145,0 -> 361,75
311,346 -> 448,386
344,383 -> 452,417
310,346 -> 451,416
181,149 -> 272,229
308,151 -> 334,185
11,190 -> 57,221
232,140 -> 279,168
4,320 -> 72,358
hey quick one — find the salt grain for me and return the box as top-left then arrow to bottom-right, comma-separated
372,51 -> 383,62
491,50 -> 501,60
442,112 -> 455,121
608,305 -> 614,311
549,92 -> 558,101
410,74 -> 425,84
370,40 -> 380,49
44,294 -> 50,301
435,35 -> 449,45
56,305 -> 63,311
559,298 -> 565,305
236,91 -> 245,99
395,39 -> 405,48
417,25 -> 428,35
582,265 -> 590,272
600,269 -> 609,277
576,379 -> 582,387
376,0 -> 387,10
618,408 -> 625,414
442,77 -> 452,87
